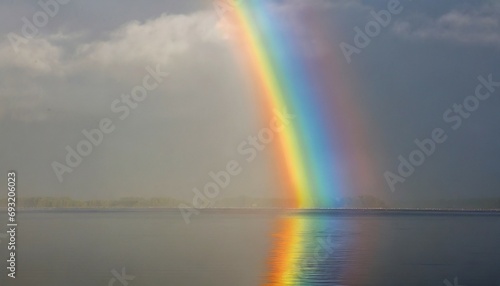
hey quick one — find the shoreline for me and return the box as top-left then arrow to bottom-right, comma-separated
1,207 -> 500,215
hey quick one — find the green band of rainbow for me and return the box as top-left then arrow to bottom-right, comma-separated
222,0 -> 380,206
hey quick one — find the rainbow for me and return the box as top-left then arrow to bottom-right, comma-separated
218,0 -> 380,207
216,0 -> 381,284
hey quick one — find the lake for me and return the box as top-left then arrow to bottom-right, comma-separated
1,210 -> 499,285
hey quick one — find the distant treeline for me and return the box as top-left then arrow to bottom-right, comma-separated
0,195 -> 387,209
397,198 -> 500,209
2,196 -> 499,209
335,195 -> 388,208
212,196 -> 294,208
210,195 -> 388,208
0,197 -> 185,208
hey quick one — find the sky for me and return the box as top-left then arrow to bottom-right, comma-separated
0,0 -> 499,204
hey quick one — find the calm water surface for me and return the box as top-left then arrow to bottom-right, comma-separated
0,210 -> 499,286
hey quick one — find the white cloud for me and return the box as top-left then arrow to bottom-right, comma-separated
1,11 -> 223,77
75,12 -> 222,70
0,37 -> 64,75
0,1 -> 332,123
0,10 -> 227,122
393,3 -> 500,48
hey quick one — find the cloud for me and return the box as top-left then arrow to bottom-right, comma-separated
0,1 -> 337,123
75,11 -> 222,71
0,11 -> 226,122
1,11 -> 222,76
393,3 -> 500,48
0,37 -> 64,75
